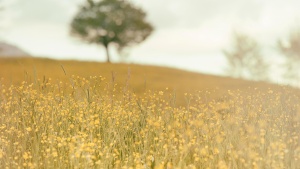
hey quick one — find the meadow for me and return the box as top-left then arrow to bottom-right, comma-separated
1,57 -> 300,168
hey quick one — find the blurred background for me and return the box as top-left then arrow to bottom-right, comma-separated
1,0 -> 300,86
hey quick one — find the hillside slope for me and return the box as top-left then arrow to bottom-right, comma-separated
0,57 -> 295,104
0,42 -> 30,57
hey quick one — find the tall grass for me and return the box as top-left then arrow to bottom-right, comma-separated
0,76 -> 300,168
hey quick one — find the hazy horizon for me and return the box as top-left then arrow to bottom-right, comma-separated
1,0 -> 300,84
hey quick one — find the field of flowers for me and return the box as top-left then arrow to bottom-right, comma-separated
1,75 -> 300,169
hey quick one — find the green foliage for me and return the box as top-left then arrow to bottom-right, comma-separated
223,32 -> 269,81
70,0 -> 153,63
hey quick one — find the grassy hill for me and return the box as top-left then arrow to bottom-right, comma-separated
2,57 -> 300,168
0,57 -> 296,105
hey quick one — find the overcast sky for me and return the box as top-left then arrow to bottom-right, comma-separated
1,0 -> 300,77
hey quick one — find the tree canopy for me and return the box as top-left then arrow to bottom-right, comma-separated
223,32 -> 269,81
70,0 -> 153,63
278,29 -> 300,85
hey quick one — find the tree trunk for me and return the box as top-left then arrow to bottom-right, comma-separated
104,44 -> 111,63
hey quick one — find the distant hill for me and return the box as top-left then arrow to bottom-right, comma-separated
0,42 -> 30,57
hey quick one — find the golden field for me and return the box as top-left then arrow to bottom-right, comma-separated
0,57 -> 292,104
1,57 -> 300,168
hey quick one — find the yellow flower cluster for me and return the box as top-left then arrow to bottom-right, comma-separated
0,76 -> 300,168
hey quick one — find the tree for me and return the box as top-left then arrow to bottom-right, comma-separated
70,0 -> 153,63
278,29 -> 300,86
223,32 -> 269,81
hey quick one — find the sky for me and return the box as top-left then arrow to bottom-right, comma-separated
1,0 -> 300,81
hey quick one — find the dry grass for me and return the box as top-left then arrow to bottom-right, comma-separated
1,57 -> 300,168
0,57 -> 292,105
